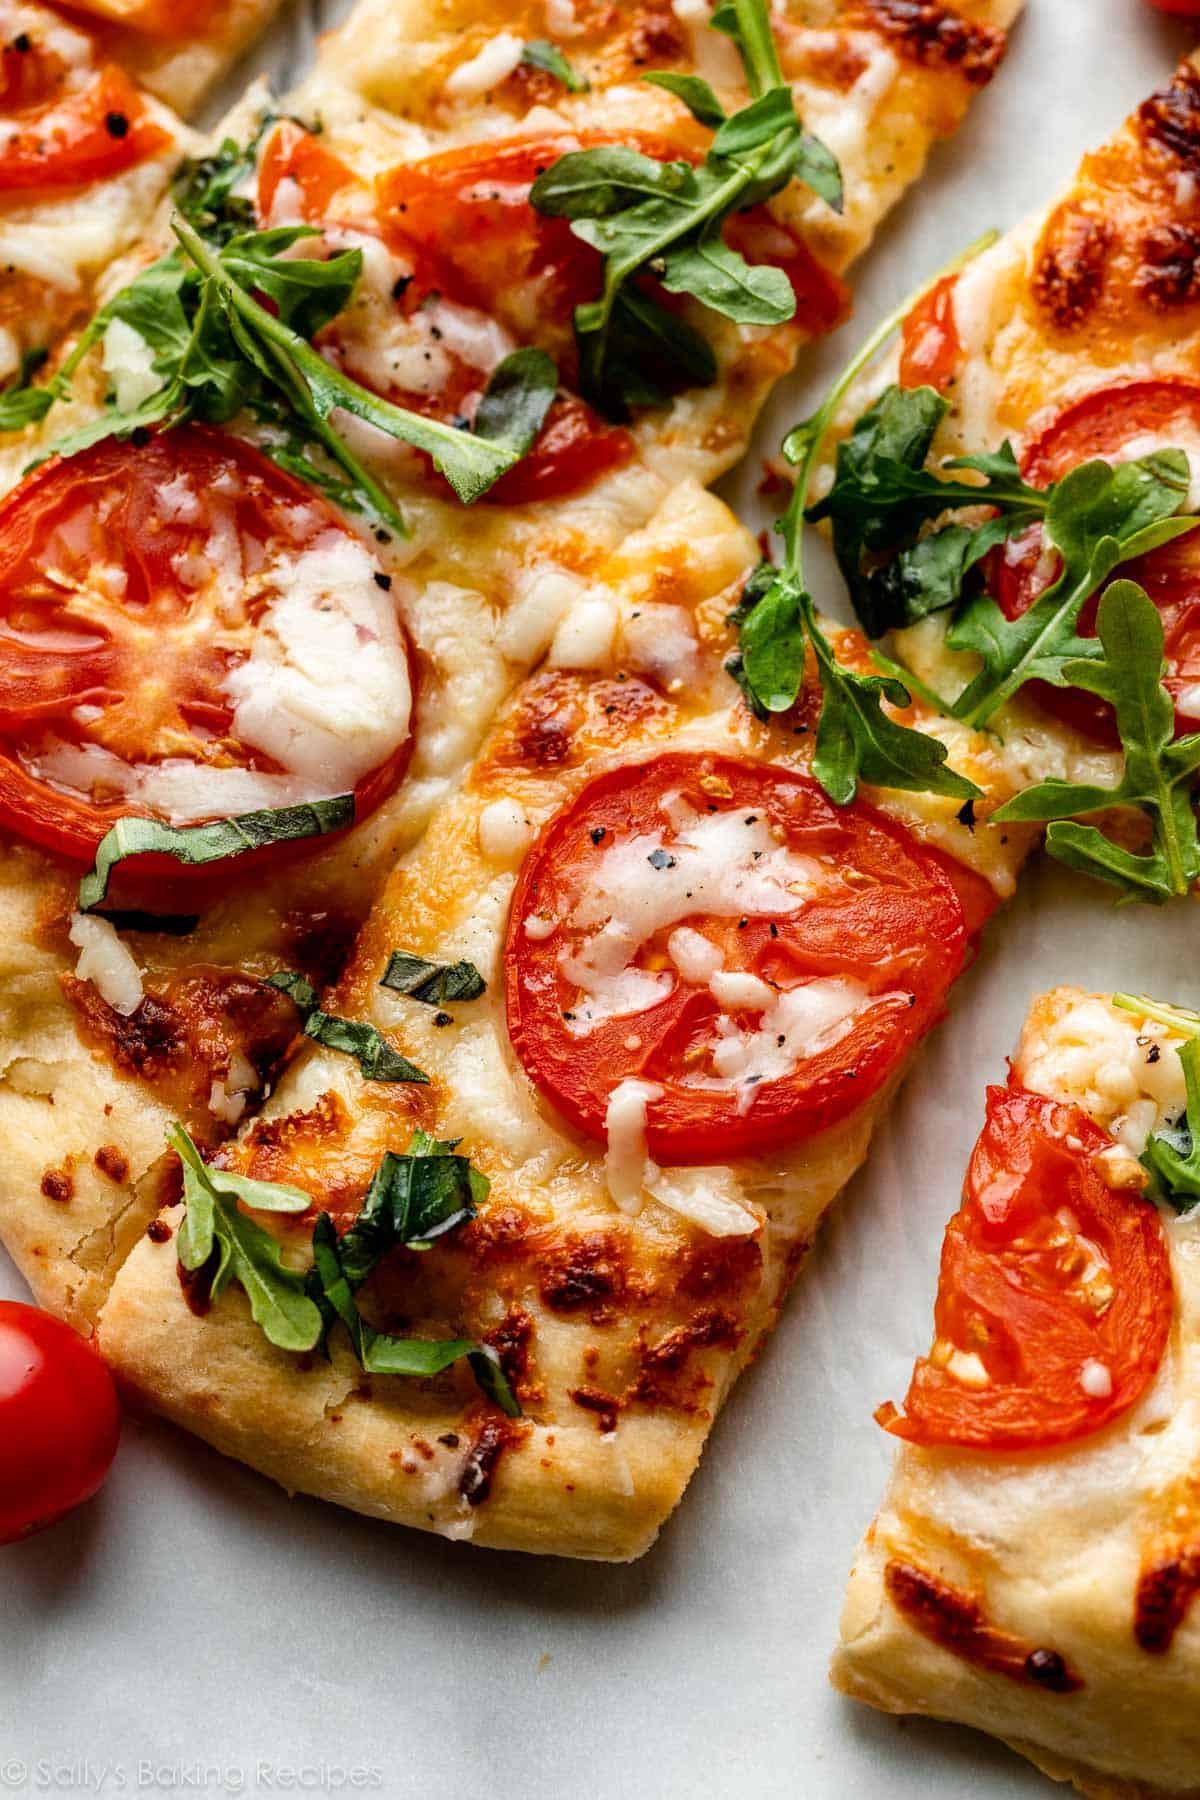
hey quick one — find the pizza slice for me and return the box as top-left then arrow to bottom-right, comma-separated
807,50 -> 1200,894
832,984 -> 1200,1798
297,0 -> 1023,491
0,1 -> 193,386
91,457 -> 1035,1558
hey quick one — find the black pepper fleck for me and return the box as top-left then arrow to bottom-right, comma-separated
105,111 -> 130,139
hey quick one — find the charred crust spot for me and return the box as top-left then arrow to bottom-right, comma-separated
1137,222 -> 1200,311
459,1203 -> 532,1264
856,0 -> 1006,86
540,1230 -> 627,1317
569,1385 -> 622,1433
677,1237 -> 762,1303
146,1217 -> 172,1244
39,1164 -> 73,1203
63,977 -> 185,1076
1139,62 -> 1200,171
178,1253 -> 214,1316
885,1560 -> 1082,1691
631,1307 -> 743,1410
1135,1547 -> 1200,1653
94,1144 -> 129,1184
1032,206 -> 1112,330
483,1306 -> 537,1394
244,1092 -> 347,1153
282,908 -> 360,991
496,675 -> 583,769
458,1415 -> 526,1507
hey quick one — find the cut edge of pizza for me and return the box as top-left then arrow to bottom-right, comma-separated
52,0 -> 292,115
832,984 -> 1200,1800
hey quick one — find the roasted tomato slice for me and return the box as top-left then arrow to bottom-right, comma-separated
505,753 -> 988,1164
995,380 -> 1200,743
898,274 -> 963,394
881,1079 -> 1173,1451
0,425 -> 415,873
0,40 -> 167,192
0,1299 -> 120,1545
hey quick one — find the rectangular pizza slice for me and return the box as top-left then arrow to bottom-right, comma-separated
832,985 -> 1200,1799
92,470 -> 1035,1560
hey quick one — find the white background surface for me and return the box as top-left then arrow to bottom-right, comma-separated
3,3 -> 1198,1796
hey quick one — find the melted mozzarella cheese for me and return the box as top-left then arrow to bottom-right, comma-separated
549,595 -> 618,670
699,978 -> 879,1115
102,318 -> 159,411
1016,990 -> 1188,1154
603,1077 -> 662,1213
68,912 -> 143,1016
444,31 -> 525,98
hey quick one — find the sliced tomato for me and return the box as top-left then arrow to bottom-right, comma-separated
58,0 -> 212,37
1142,0 -> 1200,13
882,1079 -> 1173,1451
0,425 -> 415,875
0,54 -> 167,192
256,119 -> 362,225
0,1300 -> 120,1545
505,753 -> 979,1164
995,380 -> 1200,743
899,274 -> 963,393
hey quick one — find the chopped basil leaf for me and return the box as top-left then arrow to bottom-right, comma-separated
380,950 -> 487,1007
995,582 -> 1200,902
171,1124 -> 322,1354
521,38 -> 590,92
529,0 -> 841,417
79,795 -> 354,912
269,969 -> 430,1083
305,1137 -> 518,1413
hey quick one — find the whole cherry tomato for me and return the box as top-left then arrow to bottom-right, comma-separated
0,1300 -> 121,1544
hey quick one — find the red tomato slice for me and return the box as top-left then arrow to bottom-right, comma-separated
1142,0 -> 1200,13
0,1300 -> 120,1544
881,1079 -> 1173,1451
59,0 -> 212,37
256,119 -> 362,225
899,275 -> 962,393
0,54 -> 167,192
505,753 -> 979,1164
0,425 -> 415,873
995,380 -> 1200,743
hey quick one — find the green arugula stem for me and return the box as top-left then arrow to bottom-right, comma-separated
1113,993 -> 1200,1036
730,0 -> 786,94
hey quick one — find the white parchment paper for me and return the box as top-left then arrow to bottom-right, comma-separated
3,4 -> 1198,1796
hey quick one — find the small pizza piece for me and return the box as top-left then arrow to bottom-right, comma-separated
96,482 -> 1028,1560
834,986 -> 1200,1798
0,2 -> 190,386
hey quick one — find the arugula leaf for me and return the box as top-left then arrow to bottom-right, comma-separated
807,384 -> 1043,637
529,0 -> 841,416
0,347 -> 52,433
472,346 -> 557,456
521,38 -> 590,92
268,970 -> 430,1083
724,252 -> 990,805
995,582 -> 1200,901
171,1125 -> 322,1354
949,454 -> 1197,727
79,795 -> 354,912
380,951 -> 487,1007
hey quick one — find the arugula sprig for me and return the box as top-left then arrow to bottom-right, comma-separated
3,141 -> 556,530
268,970 -> 430,1084
995,582 -> 1200,902
529,0 -> 841,417
1113,993 -> 1200,1211
811,383 -> 1198,728
171,1124 -> 518,1412
727,250 -> 991,806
